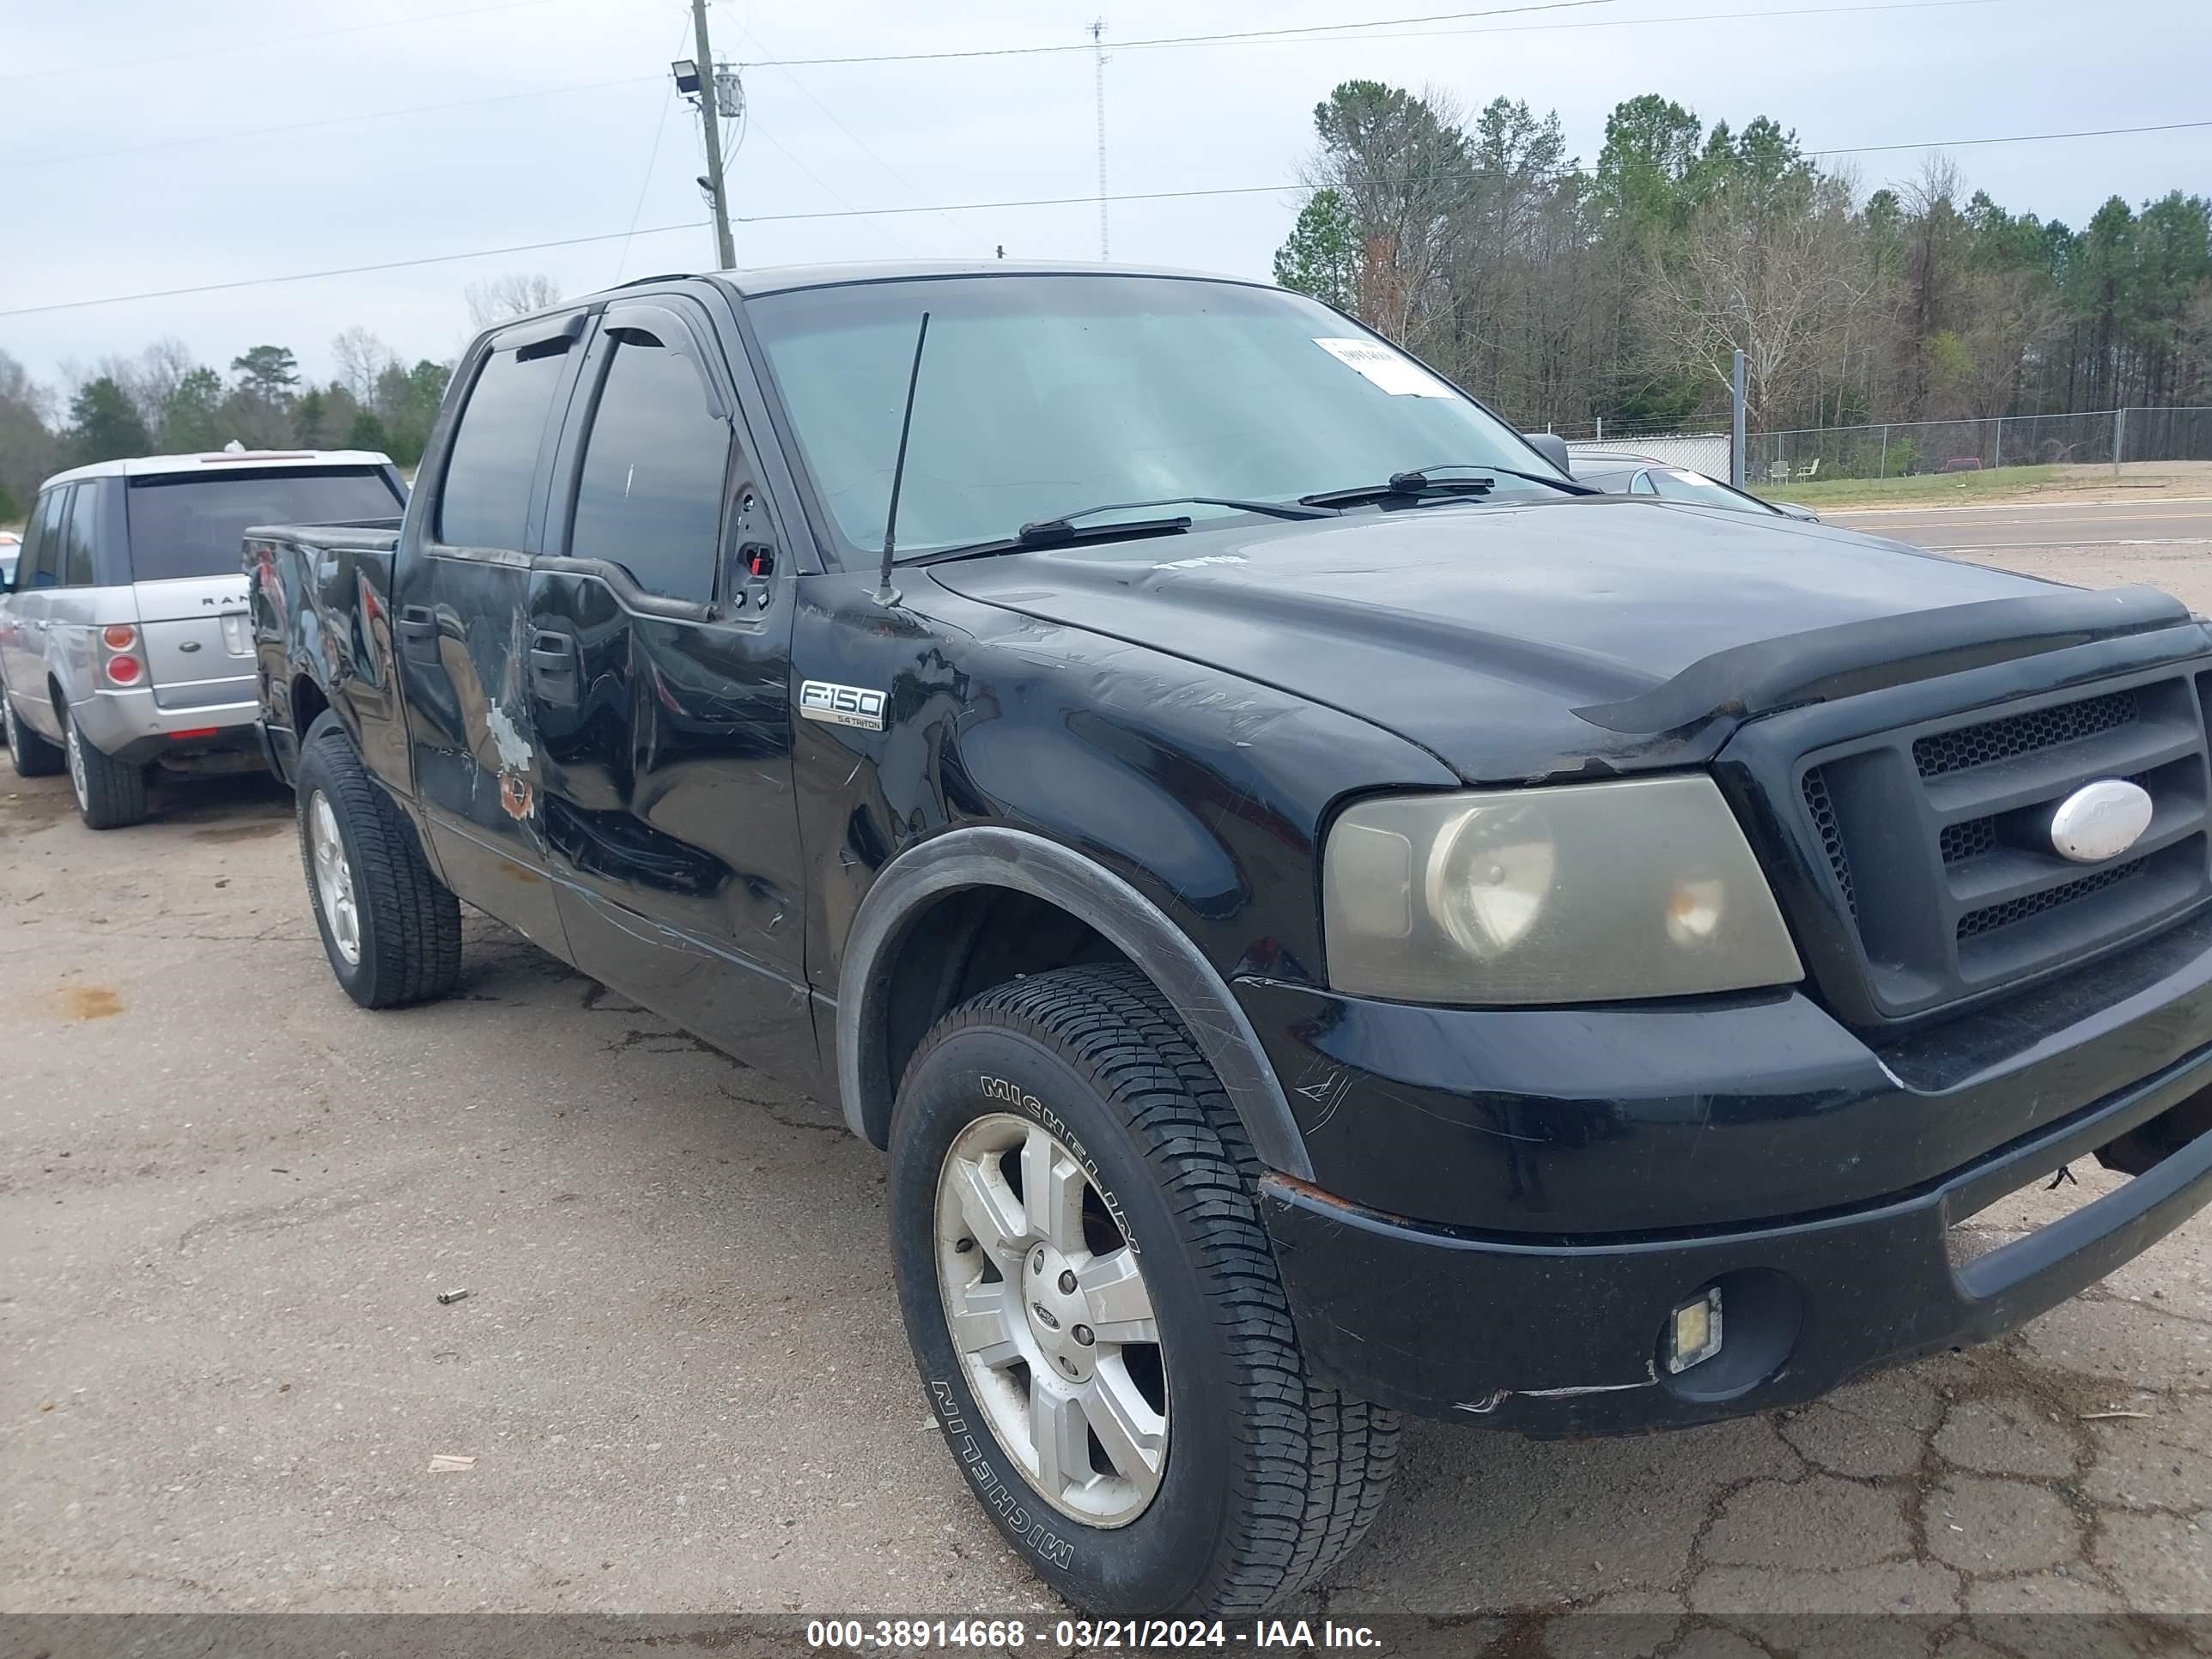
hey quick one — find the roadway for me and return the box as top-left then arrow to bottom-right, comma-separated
1832,496 -> 2212,612
1832,497 -> 2212,553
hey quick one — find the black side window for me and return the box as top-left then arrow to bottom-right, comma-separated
437,342 -> 568,551
25,488 -> 70,588
17,489 -> 58,588
61,485 -> 98,586
568,330 -> 730,605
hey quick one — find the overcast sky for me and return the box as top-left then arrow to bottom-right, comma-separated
3,0 -> 2207,393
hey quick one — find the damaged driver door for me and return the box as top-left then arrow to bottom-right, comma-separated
524,296 -> 811,1077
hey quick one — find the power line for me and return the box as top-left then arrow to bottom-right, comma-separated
0,0 -> 571,85
746,121 -> 921,258
744,0 -> 1629,66
0,74 -> 660,173
725,119 -> 2212,223
726,11 -> 972,242
2,0 -> 2013,173
0,222 -> 708,319
6,116 -> 2203,319
1115,0 -> 2008,55
738,0 -> 1984,67
611,15 -> 697,285
1809,118 -> 2212,155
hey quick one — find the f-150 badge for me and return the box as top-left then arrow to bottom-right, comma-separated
799,679 -> 886,731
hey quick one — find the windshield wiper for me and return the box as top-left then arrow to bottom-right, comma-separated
1298,462 -> 1592,509
1020,495 -> 1333,540
910,495 -> 1330,567
913,515 -> 1195,566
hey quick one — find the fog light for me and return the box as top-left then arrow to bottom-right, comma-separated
1663,1286 -> 1723,1374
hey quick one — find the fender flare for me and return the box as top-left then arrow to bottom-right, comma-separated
836,824 -> 1314,1181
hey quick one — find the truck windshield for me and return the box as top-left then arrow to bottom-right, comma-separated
745,274 -> 1560,561
125,466 -> 403,582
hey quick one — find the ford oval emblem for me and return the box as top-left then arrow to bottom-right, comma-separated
2049,779 -> 2153,864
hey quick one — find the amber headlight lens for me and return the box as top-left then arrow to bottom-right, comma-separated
1322,775 -> 1802,1004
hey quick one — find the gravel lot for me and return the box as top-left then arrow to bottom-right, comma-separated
3,534 -> 2209,1643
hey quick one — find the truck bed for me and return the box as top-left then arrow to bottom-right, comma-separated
246,517 -> 409,784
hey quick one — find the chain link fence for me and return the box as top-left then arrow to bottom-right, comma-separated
1744,406 -> 2212,486
1536,416 -> 1735,483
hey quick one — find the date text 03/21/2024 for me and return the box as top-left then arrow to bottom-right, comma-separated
805,1618 -> 1383,1650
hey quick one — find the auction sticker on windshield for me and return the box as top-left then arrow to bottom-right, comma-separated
1313,336 -> 1455,397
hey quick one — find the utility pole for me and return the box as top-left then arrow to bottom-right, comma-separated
690,0 -> 736,270
1090,20 -> 1109,261
1730,348 -> 1748,489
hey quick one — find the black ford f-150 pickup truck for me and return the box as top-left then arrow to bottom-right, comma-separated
249,261 -> 2212,1617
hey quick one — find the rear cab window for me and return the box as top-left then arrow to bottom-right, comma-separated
125,467 -> 403,583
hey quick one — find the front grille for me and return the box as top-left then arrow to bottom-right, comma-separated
1912,689 -> 2138,778
1956,854 -> 2149,939
1940,816 -> 1998,864
1802,769 -> 1856,919
1785,669 -> 2212,1021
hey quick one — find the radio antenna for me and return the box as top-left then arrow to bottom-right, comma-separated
875,310 -> 931,607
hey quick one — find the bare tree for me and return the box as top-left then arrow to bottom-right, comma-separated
464,274 -> 562,331
332,326 -> 398,404
1644,175 -> 1868,423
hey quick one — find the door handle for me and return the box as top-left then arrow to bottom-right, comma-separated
528,629 -> 580,707
397,605 -> 440,663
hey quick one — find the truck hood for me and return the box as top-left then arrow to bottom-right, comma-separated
924,497 -> 2160,783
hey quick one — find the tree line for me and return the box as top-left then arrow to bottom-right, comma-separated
1273,82 -> 2212,449
0,274 -> 562,524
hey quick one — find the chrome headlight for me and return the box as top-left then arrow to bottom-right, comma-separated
1322,775 -> 1802,1004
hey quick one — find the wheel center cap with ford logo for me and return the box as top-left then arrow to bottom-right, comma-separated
2049,779 -> 2154,864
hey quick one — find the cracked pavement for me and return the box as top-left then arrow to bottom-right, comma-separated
3,547 -> 2210,1644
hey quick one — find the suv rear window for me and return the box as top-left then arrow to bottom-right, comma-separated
124,467 -> 402,582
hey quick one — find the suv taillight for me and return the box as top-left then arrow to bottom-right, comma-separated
100,624 -> 143,685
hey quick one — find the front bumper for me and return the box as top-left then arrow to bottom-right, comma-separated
1248,909 -> 2212,1431
69,685 -> 259,766
1264,1057 -> 2212,1431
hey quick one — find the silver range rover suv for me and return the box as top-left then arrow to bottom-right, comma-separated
0,449 -> 406,828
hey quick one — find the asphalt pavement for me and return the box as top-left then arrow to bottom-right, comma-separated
3,535 -> 2210,1638
1834,498 -> 2212,553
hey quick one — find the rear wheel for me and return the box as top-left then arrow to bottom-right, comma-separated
295,713 -> 461,1008
890,962 -> 1399,1616
3,694 -> 63,778
65,713 -> 149,830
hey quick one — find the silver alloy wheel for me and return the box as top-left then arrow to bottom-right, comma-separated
307,790 -> 362,965
935,1113 -> 1168,1527
64,720 -> 88,811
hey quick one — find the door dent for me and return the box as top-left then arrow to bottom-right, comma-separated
486,698 -> 537,820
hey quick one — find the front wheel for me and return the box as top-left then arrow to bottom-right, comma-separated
890,962 -> 1399,1616
65,713 -> 149,829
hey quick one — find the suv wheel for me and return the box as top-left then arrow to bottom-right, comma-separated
294,712 -> 462,1008
65,714 -> 149,829
890,962 -> 1399,1616
3,695 -> 63,778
